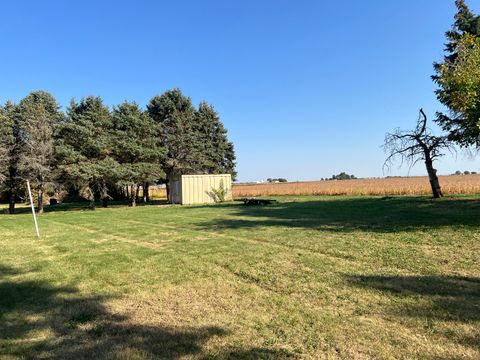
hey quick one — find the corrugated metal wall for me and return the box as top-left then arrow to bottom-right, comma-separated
174,174 -> 232,205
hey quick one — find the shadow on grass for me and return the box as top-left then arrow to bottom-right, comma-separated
197,196 -> 480,233
346,274 -> 480,321
1,199 -> 169,215
0,265 -> 290,359
346,274 -> 480,350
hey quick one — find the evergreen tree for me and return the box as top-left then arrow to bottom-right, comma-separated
56,96 -> 119,209
0,101 -> 23,214
0,106 -> 9,185
147,89 -> 201,190
433,0 -> 480,147
111,101 -> 165,206
195,102 -> 236,179
17,91 -> 62,213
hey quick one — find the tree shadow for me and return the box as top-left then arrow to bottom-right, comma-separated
196,197 -> 480,233
346,274 -> 480,321
0,199 -> 170,215
345,274 -> 480,351
0,265 -> 288,359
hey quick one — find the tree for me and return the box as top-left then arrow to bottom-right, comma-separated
111,101 -> 165,206
0,106 -> 10,185
147,89 -> 200,198
0,101 -> 23,214
56,96 -> 118,209
329,172 -> 356,180
17,91 -> 62,213
195,102 -> 236,179
384,109 -> 454,198
433,1 -> 480,147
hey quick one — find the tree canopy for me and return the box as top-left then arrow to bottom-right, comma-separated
433,0 -> 480,147
56,96 -> 126,208
17,91 -> 62,213
147,89 -> 236,185
147,89 -> 200,181
1,89 -> 236,212
195,102 -> 236,179
111,101 -> 166,206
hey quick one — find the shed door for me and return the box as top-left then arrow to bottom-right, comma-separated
169,180 -> 181,204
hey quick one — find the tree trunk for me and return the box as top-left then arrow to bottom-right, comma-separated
8,192 -> 15,214
7,167 -> 16,214
89,199 -> 96,210
135,184 -> 140,204
143,182 -> 149,204
102,198 -> 108,208
37,183 -> 44,214
165,182 -> 170,203
130,184 -> 136,207
425,156 -> 443,198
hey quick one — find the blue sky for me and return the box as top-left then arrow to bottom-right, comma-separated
1,0 -> 479,181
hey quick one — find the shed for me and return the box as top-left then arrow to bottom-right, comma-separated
169,174 -> 233,205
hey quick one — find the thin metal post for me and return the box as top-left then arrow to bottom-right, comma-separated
26,180 -> 40,238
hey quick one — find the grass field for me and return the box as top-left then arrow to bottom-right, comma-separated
233,174 -> 480,197
1,196 -> 479,359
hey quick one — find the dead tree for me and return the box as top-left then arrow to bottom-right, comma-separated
383,109 -> 454,198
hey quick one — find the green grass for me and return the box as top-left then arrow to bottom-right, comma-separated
0,196 -> 479,359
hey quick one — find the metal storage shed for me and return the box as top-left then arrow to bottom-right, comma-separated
169,174 -> 233,205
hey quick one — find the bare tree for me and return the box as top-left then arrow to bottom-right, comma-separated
383,109 -> 454,198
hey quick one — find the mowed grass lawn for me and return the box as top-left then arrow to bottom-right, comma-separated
1,196 -> 479,359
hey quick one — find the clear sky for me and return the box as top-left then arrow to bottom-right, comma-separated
1,0 -> 479,182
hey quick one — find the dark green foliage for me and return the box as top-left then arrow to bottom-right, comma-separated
2,89 -> 235,209
433,0 -> 480,147
147,90 -> 236,189
330,172 -> 356,180
56,96 -> 119,208
111,102 -> 165,205
0,101 -> 23,213
195,102 -> 236,179
147,89 -> 202,180
0,107 -> 10,185
17,91 -> 62,213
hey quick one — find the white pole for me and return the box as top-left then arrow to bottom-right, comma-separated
26,180 -> 40,238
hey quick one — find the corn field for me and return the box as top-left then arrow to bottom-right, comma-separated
232,175 -> 480,197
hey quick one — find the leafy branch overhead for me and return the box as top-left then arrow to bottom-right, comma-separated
433,0 -> 480,147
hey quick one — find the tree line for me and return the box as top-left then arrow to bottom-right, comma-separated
0,88 -> 236,214
384,0 -> 479,198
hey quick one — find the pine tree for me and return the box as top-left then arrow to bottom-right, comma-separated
0,106 -> 9,185
147,89 -> 201,191
56,96 -> 119,209
433,0 -> 480,147
195,101 -> 236,179
17,91 -> 62,213
0,101 -> 23,214
111,101 -> 165,206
